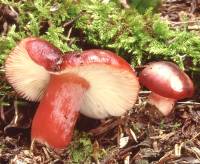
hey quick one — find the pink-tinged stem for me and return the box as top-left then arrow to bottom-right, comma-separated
31,73 -> 89,149
148,92 -> 176,116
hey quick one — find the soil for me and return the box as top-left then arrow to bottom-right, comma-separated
0,0 -> 200,163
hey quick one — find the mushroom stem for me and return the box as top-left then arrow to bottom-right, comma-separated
31,73 -> 89,149
148,92 -> 176,116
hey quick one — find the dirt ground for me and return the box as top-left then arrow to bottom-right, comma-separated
0,0 -> 200,163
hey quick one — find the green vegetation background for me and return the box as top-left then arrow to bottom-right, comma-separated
1,0 -> 200,69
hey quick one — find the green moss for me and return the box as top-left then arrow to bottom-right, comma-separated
75,1 -> 200,69
0,0 -> 80,65
68,131 -> 93,163
1,0 -> 200,70
129,0 -> 161,13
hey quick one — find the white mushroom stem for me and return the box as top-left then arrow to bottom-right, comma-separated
31,73 -> 89,149
148,92 -> 176,116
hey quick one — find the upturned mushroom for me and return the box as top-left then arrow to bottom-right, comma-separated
5,38 -> 140,149
139,61 -> 194,116
31,49 -> 140,148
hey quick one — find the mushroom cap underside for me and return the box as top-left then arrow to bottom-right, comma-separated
56,64 -> 139,119
5,41 -> 49,101
5,37 -> 62,101
58,50 -> 140,119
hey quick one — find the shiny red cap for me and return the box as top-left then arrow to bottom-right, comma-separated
61,49 -> 135,73
139,61 -> 194,100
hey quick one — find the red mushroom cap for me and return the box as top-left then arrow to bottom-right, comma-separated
139,61 -> 194,100
61,49 -> 135,73
25,37 -> 63,71
5,37 -> 63,101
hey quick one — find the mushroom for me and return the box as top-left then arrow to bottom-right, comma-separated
31,49 -> 140,149
5,40 -> 140,149
139,61 -> 194,116
5,37 -> 63,101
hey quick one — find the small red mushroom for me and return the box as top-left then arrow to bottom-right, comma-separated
139,61 -> 194,116
5,37 -> 63,101
31,49 -> 140,149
